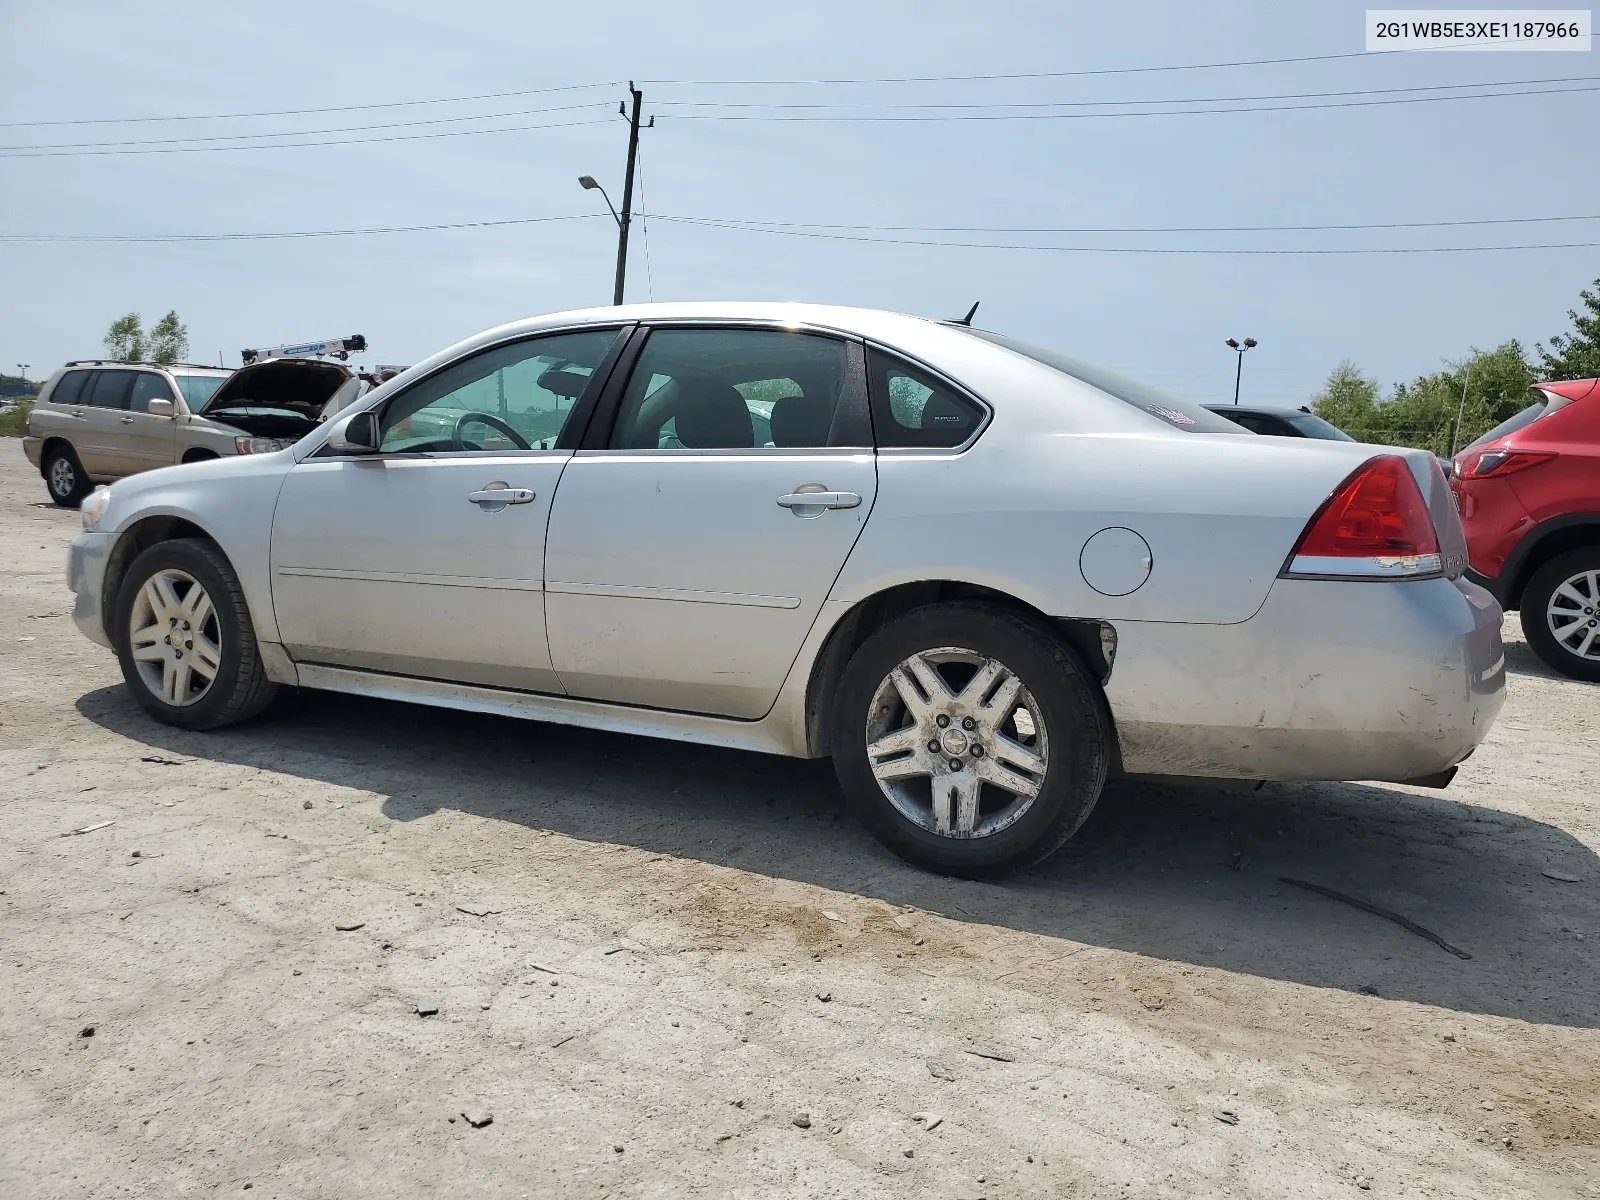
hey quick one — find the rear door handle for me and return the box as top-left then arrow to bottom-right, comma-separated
776,490 -> 862,513
468,482 -> 536,512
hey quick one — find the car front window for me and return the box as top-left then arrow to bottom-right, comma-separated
174,373 -> 228,409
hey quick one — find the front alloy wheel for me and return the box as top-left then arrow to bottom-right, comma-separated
833,603 -> 1111,877
128,568 -> 223,706
115,538 -> 280,729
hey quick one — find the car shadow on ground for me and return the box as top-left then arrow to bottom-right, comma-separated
77,683 -> 1597,1029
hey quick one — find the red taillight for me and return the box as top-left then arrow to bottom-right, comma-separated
1458,449 -> 1557,479
1283,455 -> 1442,580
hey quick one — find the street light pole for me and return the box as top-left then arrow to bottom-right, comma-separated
15,364 -> 29,385
579,85 -> 645,306
1225,337 -> 1257,404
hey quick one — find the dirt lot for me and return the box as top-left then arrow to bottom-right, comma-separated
0,449 -> 1596,1200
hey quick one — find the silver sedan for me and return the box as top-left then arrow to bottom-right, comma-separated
65,304 -> 1505,876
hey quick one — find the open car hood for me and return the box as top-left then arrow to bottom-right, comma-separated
199,358 -> 353,421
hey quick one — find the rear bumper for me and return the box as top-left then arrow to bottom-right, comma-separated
67,532 -> 114,650
1465,565 -> 1509,607
1105,575 -> 1504,783
22,436 -> 43,470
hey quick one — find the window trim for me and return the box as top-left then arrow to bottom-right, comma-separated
863,342 -> 993,454
311,323 -> 633,461
578,321 -> 873,454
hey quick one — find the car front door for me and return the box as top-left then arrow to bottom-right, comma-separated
269,327 -> 624,692
543,325 -> 878,719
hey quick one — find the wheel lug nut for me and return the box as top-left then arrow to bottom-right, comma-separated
962,717 -> 976,731
936,715 -> 950,728
927,740 -> 941,753
948,760 -> 962,771
971,745 -> 984,757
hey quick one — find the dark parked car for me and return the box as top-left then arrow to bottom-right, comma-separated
1450,377 -> 1600,680
1203,404 -> 1355,440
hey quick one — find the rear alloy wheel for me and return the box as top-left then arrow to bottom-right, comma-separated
831,603 -> 1111,877
1522,547 -> 1600,682
115,538 -> 279,729
45,446 -> 92,507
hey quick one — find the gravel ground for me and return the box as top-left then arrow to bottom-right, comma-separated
1,448 -> 1596,1199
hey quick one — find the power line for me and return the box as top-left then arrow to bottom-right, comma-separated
649,74 -> 1600,111
661,82 -> 1600,121
0,117 -> 616,158
0,214 -> 602,243
649,212 -> 1600,234
0,81 -> 624,129
646,216 -> 1600,255
0,102 -> 613,152
642,49 -> 1412,87
6,209 -> 1598,252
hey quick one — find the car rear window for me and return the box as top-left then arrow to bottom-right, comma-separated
963,329 -> 1249,434
1282,410 -> 1355,441
1462,388 -> 1576,452
49,371 -> 91,406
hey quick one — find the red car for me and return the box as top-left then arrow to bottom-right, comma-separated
1451,377 -> 1600,680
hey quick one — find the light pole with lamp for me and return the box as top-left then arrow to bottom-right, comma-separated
1225,337 -> 1257,405
15,364 -> 28,385
579,84 -> 647,306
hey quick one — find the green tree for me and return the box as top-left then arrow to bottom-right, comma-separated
1311,342 -> 1534,455
1537,277 -> 1600,380
104,312 -> 146,361
147,310 -> 190,364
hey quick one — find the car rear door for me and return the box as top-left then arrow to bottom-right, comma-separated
542,324 -> 877,719
74,370 -> 136,476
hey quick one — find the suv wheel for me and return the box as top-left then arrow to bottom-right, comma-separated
830,602 -> 1111,877
114,538 -> 279,729
44,445 -> 92,507
1521,547 -> 1600,682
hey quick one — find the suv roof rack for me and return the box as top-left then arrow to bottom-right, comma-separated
62,359 -> 229,371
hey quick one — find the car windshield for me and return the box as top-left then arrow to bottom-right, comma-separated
1281,410 -> 1356,441
1462,388 -> 1575,452
963,329 -> 1249,434
174,373 -> 228,409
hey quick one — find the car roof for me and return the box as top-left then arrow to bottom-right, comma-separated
1536,377 -> 1598,402
61,361 -> 230,375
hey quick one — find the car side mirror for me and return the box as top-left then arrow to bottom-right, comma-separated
327,410 -> 380,454
147,398 -> 174,418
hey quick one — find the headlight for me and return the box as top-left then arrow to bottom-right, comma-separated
81,486 -> 112,533
234,436 -> 286,455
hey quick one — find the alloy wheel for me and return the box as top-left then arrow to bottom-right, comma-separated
127,569 -> 223,706
865,647 -> 1049,839
49,457 -> 76,498
1547,569 -> 1600,662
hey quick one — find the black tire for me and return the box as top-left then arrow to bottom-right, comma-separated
830,602 -> 1112,877
1520,546 -> 1600,682
114,538 -> 280,730
44,444 -> 92,507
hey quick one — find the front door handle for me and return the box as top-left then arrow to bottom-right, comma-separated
776,488 -> 862,517
468,481 -> 536,512
120,416 -> 135,424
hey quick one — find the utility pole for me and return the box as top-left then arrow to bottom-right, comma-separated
613,84 -> 644,306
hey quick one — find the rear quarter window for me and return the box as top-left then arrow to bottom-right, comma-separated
48,371 -> 91,406
964,329 -> 1249,434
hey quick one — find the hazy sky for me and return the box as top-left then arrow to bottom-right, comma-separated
2,1 -> 1596,404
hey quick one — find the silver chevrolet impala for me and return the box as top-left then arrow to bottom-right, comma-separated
66,304 -> 1505,876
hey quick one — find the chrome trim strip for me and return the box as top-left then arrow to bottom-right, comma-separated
544,580 -> 801,609
275,566 -> 544,591
1283,553 -> 1444,581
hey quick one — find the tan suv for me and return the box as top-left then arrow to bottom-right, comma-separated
24,358 -> 362,505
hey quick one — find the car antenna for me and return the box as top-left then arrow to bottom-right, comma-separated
951,301 -> 980,327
